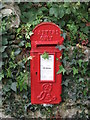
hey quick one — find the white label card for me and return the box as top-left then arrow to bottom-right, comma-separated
40,55 -> 54,81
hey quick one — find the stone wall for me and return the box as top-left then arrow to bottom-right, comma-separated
0,2 -> 89,119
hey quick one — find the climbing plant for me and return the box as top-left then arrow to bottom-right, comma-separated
1,2 -> 89,119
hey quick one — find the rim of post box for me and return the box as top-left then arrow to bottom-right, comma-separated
32,22 -> 61,32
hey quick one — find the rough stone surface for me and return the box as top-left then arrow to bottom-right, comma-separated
0,109 -> 12,119
83,46 -> 90,61
0,83 -> 11,118
34,110 -> 46,118
1,2 -> 21,28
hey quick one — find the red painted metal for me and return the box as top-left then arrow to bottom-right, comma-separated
30,22 -> 64,104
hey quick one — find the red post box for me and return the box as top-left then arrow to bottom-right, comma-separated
30,22 -> 64,104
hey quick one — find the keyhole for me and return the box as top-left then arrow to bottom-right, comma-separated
36,72 -> 37,75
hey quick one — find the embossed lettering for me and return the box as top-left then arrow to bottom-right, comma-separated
38,30 -> 41,35
37,30 -> 59,35
37,30 -> 59,41
56,30 -> 59,34
40,36 -> 43,40
40,35 -> 53,41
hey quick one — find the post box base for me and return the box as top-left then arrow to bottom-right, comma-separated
31,98 -> 62,105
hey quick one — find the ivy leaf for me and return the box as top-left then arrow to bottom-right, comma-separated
11,82 -> 17,92
38,7 -> 48,12
0,61 -> 3,68
78,59 -> 83,67
57,65 -> 66,75
73,67 -> 78,75
59,20 -> 65,27
25,31 -> 33,39
29,31 -> 33,36
25,42 -> 31,48
66,8 -> 71,14
59,9 -> 64,18
56,58 -> 59,60
14,48 -> 21,55
23,83 -> 27,90
56,45 -> 66,51
3,85 -> 10,92
6,68 -> 12,78
42,52 -> 49,59
2,52 -> 8,58
81,27 -> 89,34
0,72 -> 4,81
49,6 -> 59,18
19,41 -> 25,47
83,90 -> 87,96
0,46 -> 7,52
2,37 -> 8,45
62,80 -> 69,86
17,28 -> 21,34
62,32 -> 66,39
79,78 -> 84,82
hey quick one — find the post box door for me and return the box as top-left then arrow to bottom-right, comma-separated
39,53 -> 55,82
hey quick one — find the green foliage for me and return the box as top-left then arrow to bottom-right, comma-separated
0,71 -> 4,81
25,42 -> 31,48
1,2 -> 89,119
61,45 -> 89,103
42,52 -> 49,59
56,45 -> 66,51
16,71 -> 28,91
72,67 -> 78,76
57,65 -> 66,75
11,82 -> 17,92
0,46 -> 7,52
78,59 -> 83,67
